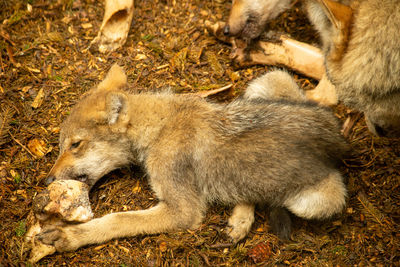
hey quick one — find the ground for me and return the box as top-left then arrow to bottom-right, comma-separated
1,0 -> 399,266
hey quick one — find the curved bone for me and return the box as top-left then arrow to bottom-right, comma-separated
91,0 -> 135,53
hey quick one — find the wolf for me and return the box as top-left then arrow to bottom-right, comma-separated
38,64 -> 348,252
224,0 -> 400,137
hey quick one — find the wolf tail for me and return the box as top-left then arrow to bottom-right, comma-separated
244,70 -> 306,102
284,171 -> 347,220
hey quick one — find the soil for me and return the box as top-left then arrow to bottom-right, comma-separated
1,0 -> 399,266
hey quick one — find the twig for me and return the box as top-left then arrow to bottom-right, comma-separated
341,113 -> 362,138
0,27 -> 16,46
156,64 -> 169,70
357,191 -> 384,226
208,242 -> 233,249
198,252 -> 211,266
8,131 -> 37,159
6,45 -> 17,66
191,84 -> 233,98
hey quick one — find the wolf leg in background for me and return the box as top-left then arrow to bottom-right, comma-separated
38,64 -> 347,252
307,0 -> 400,137
223,0 -> 400,137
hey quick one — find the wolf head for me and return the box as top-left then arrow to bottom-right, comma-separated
224,0 -> 292,41
46,64 -> 133,187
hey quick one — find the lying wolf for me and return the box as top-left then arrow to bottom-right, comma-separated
39,64 -> 348,252
224,0 -> 400,137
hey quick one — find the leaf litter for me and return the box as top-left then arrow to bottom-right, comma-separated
0,0 -> 399,265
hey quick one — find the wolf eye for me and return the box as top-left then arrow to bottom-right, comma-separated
76,174 -> 88,182
70,140 -> 82,149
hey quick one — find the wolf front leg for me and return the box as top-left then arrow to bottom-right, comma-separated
226,203 -> 255,243
37,201 -> 205,252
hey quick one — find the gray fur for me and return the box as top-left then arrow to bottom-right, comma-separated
226,0 -> 400,137
307,0 -> 400,136
40,66 -> 348,251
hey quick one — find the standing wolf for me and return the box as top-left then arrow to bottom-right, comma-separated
39,64 -> 348,252
224,0 -> 400,137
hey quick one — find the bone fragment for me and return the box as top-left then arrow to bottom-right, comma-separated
249,37 -> 325,80
205,20 -> 338,105
26,180 -> 93,263
91,0 -> 134,53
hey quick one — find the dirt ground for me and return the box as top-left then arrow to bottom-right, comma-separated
1,0 -> 399,266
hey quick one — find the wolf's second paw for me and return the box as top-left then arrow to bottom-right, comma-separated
269,207 -> 292,240
226,212 -> 254,243
37,226 -> 82,252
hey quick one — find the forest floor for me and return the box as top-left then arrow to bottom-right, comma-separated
1,0 -> 399,266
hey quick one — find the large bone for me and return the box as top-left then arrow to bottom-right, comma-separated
25,180 -> 93,263
205,21 -> 338,106
91,0 -> 134,53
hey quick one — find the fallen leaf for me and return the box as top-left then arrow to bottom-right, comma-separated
27,138 -> 47,158
118,245 -> 130,254
159,241 -> 168,252
81,23 -> 93,29
47,32 -> 64,43
26,66 -> 41,73
31,88 -> 44,109
170,47 -> 188,73
134,54 -> 147,60
206,51 -> 224,77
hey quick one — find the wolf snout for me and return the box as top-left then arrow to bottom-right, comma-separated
223,25 -> 230,36
45,175 -> 56,185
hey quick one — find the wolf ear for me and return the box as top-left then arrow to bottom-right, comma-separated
97,63 -> 128,92
316,0 -> 353,61
106,91 -> 129,127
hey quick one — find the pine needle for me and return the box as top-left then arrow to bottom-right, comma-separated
357,191 -> 384,225
0,107 -> 13,146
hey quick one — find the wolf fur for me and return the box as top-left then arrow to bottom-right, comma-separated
225,0 -> 292,41
39,65 -> 348,252
244,69 -> 306,102
225,0 -> 400,137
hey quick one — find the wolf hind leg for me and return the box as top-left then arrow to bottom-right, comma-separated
268,207 -> 292,240
244,70 -> 306,102
284,171 -> 347,220
226,203 -> 255,243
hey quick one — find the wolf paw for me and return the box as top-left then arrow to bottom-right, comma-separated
269,207 -> 292,240
226,208 -> 254,243
37,226 -> 82,252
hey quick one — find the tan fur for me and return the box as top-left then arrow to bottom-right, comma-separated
97,64 -> 127,92
227,203 -> 255,242
226,0 -> 292,40
39,65 -> 348,251
283,171 -> 346,219
245,70 -> 305,102
312,0 -> 400,137
305,73 -> 338,106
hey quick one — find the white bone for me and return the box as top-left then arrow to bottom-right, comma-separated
91,0 -> 135,53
